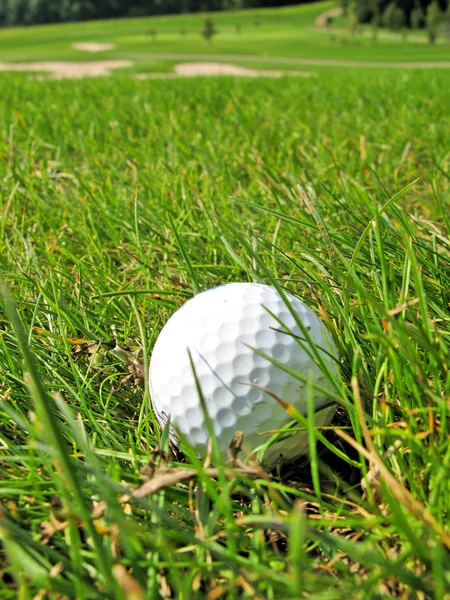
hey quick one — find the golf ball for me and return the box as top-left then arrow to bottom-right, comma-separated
149,282 -> 337,466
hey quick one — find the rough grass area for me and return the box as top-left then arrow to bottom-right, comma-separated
0,70 -> 450,598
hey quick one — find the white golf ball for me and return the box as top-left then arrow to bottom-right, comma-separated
149,282 -> 337,466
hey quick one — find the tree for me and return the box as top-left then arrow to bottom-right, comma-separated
382,3 -> 405,30
326,14 -> 334,40
340,0 -> 349,17
0,0 -> 449,29
222,0 -> 242,8
59,0 -> 75,21
0,0 -> 18,25
201,17 -> 217,41
335,0 -> 449,27
426,0 -> 442,42
347,0 -> 359,36
354,0 -> 373,23
410,2 -> 425,28
442,2 -> 450,40
371,10 -> 381,42
27,0 -> 66,23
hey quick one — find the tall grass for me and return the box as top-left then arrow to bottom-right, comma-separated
0,70 -> 449,598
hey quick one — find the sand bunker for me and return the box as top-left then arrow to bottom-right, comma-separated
72,42 -> 116,52
315,8 -> 342,27
134,62 -> 313,79
0,59 -> 312,80
0,60 -> 132,79
174,62 -> 312,77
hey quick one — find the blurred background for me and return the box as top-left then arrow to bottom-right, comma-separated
0,0 -> 449,79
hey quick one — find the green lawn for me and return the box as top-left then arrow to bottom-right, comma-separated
0,0 -> 449,71
0,62 -> 449,597
1,1 -> 450,598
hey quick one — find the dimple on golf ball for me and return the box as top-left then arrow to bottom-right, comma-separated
149,282 -> 337,466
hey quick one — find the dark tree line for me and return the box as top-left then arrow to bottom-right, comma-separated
0,0 -> 448,29
339,0 -> 450,44
0,0 -> 313,26
341,0 -> 448,27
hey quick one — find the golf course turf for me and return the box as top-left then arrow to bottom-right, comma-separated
0,2 -> 449,598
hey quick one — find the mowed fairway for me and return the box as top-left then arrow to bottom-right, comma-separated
0,0 -> 450,73
1,3 -> 450,599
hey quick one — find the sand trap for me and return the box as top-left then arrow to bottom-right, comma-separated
174,62 -> 312,77
315,8 -> 342,27
72,42 -> 116,52
0,59 -> 311,80
134,62 -> 314,79
0,60 -> 132,79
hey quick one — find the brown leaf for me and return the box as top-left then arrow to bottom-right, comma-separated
93,519 -> 112,535
160,575 -> 172,598
70,336 -> 145,386
235,576 -> 262,599
109,345 -> 145,386
40,513 -> 68,543
134,467 -> 199,498
207,586 -> 227,600
50,512 -> 69,531
112,565 -> 145,600
71,339 -> 109,359
49,562 -> 63,578
360,460 -> 382,504
91,500 -> 107,519
40,521 -> 56,544
134,464 -> 267,498
227,430 -> 244,463
33,326 -> 89,346
139,447 -> 170,481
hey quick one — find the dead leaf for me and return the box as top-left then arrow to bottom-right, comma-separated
49,562 -> 63,578
207,586 -> 227,600
109,344 -> 145,386
386,298 -> 419,316
70,335 -> 145,386
236,575 -> 262,599
71,339 -> 113,368
112,564 -> 145,600
134,467 -> 199,497
139,447 -> 170,481
91,500 -> 107,519
160,575 -> 172,598
134,463 -> 267,498
360,461 -> 382,504
227,430 -> 244,463
40,513 -> 68,544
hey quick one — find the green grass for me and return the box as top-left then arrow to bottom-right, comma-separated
0,66 -> 449,598
0,0 -> 449,71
